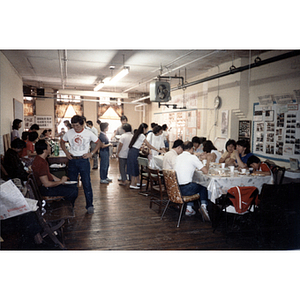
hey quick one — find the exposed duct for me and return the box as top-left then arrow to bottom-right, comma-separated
171,50 -> 300,91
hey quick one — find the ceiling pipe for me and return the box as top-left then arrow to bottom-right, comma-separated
172,50 -> 300,91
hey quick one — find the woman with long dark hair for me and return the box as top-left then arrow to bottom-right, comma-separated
127,123 -> 162,189
199,140 -> 221,163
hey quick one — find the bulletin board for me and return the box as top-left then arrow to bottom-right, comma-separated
252,102 -> 300,162
154,109 -> 198,142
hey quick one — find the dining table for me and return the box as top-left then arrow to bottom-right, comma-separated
192,164 -> 272,203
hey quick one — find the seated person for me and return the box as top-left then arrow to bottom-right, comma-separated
20,131 -> 38,158
175,141 -> 210,221
162,139 -> 183,170
3,138 -> 29,182
39,129 -> 52,140
233,139 -> 253,168
247,155 -> 271,175
199,140 -> 221,163
31,139 -> 78,206
219,139 -> 236,166
192,136 -> 206,154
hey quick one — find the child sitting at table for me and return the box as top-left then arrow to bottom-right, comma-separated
247,155 -> 271,175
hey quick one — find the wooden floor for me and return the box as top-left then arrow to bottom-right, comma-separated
1,158 -> 299,250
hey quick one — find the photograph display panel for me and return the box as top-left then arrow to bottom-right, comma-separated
253,103 -> 300,160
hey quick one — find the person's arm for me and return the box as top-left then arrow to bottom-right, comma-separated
83,139 -> 103,159
60,139 -> 73,159
253,163 -> 271,175
116,142 -> 123,157
39,175 -> 68,187
219,152 -> 230,163
233,149 -> 247,168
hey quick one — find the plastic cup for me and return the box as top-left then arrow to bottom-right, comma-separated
229,166 -> 235,173
221,163 -> 225,168
202,159 -> 207,166
241,168 -> 246,174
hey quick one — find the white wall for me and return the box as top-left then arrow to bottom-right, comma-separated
0,51 -> 23,137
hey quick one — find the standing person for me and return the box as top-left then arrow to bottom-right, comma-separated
60,115 -> 102,214
11,119 -> 22,141
31,140 -> 78,206
99,122 -> 112,184
115,115 -> 128,137
162,124 -> 169,150
127,123 -> 162,189
162,139 -> 184,170
86,120 -> 99,169
233,139 -> 253,168
116,123 -> 133,186
175,141 -> 210,220
146,125 -> 166,156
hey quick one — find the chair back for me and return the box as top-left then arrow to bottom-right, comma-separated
272,165 -> 286,185
226,186 -> 259,214
137,156 -> 148,167
162,169 -> 184,204
3,133 -> 10,153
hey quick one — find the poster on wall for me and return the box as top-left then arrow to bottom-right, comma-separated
238,120 -> 251,142
221,110 -> 228,136
35,116 -> 53,128
24,116 -> 35,130
253,102 -> 300,161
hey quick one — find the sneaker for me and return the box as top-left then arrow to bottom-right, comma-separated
100,179 -> 109,184
185,207 -> 196,216
137,183 -> 146,187
87,206 -> 94,214
200,204 -> 210,222
129,185 -> 140,189
106,178 -> 112,182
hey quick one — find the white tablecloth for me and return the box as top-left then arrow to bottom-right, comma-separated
151,155 -> 164,170
192,171 -> 272,203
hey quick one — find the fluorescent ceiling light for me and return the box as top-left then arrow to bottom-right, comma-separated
94,82 -> 104,91
109,66 -> 130,84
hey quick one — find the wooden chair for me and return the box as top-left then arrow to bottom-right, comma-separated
3,133 -> 10,153
148,167 -> 168,213
161,169 -> 200,227
137,156 -> 150,196
272,165 -> 286,185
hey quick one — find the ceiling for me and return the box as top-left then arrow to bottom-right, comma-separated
2,49 -> 268,98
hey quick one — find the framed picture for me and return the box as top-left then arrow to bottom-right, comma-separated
239,120 -> 251,139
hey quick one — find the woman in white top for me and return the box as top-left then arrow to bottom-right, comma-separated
199,140 -> 221,163
127,123 -> 162,189
146,125 -> 166,156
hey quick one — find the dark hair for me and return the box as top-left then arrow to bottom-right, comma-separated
151,122 -> 157,129
162,124 -> 168,131
21,131 -> 30,140
120,115 -> 128,122
42,129 -> 48,136
202,140 -> 217,153
225,139 -> 236,151
29,124 -> 39,131
29,131 -> 38,142
182,141 -> 193,151
122,123 -> 132,133
236,139 -> 251,154
35,139 -> 48,155
199,137 -> 207,144
12,119 -> 22,130
11,138 -> 26,149
247,155 -> 261,167
82,116 -> 86,122
153,125 -> 162,135
192,136 -> 201,144
71,115 -> 84,125
172,139 -> 183,149
86,120 -> 93,126
100,122 -> 109,131
129,123 -> 148,148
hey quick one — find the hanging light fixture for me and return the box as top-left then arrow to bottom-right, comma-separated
109,66 -> 130,84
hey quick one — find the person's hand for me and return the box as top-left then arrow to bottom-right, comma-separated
82,152 -> 92,159
61,176 -> 68,184
66,152 -> 73,160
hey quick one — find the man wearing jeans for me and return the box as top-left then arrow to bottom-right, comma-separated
60,115 -> 102,214
175,141 -> 210,221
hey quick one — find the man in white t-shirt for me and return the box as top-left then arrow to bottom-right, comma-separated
162,139 -> 184,170
60,115 -> 102,214
175,141 -> 210,221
